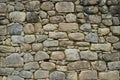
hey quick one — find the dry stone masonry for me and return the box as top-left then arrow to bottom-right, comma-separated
0,0 -> 120,80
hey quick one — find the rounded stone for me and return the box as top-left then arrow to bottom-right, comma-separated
24,35 -> 35,43
51,51 -> 65,60
41,2 -> 54,11
80,23 -> 91,31
43,24 -> 57,31
41,62 -> 55,70
85,33 -> 98,42
98,28 -> 110,35
24,23 -> 34,34
23,53 -> 33,63
19,71 -> 32,78
32,43 -> 43,51
106,36 -> 119,43
66,13 -> 76,22
15,2 -> 24,11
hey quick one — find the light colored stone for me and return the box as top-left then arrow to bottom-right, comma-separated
81,0 -> 99,5
11,36 -> 24,44
43,24 -> 57,31
0,46 -> 15,53
113,42 -> 120,49
41,62 -> 55,70
34,23 -> 42,33
85,33 -> 98,42
106,36 -> 119,43
51,51 -> 65,60
20,44 -> 31,52
110,26 -> 120,35
24,23 -> 34,34
49,32 -> 67,39
23,53 -> 33,63
75,42 -> 90,47
24,62 -> 39,70
66,13 -> 76,22
80,23 -> 91,31
0,26 -> 7,36
41,2 -> 54,11
32,43 -> 43,51
24,35 -> 35,43
67,71 -> 77,80
89,15 -> 101,23
98,28 -> 110,35
43,40 -> 58,47
7,76 -> 24,80
0,3 -> 7,12
108,61 -> 120,70
68,33 -> 84,41
19,71 -> 32,78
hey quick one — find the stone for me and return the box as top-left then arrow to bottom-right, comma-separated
99,71 -> 119,80
49,32 -> 67,39
67,71 -> 77,80
8,23 -> 23,35
68,33 -> 84,41
91,43 -> 111,51
65,49 -> 80,61
19,71 -> 32,78
43,40 -> 58,47
26,12 -> 39,23
112,17 -> 119,25
85,33 -> 99,42
41,2 -> 54,11
25,1 -> 40,11
0,3 -> 7,12
0,46 -> 15,53
39,11 -> 47,18
24,62 -> 39,70
34,23 -> 42,33
9,11 -> 26,22
41,62 -> 55,70
0,68 -> 14,75
32,43 -> 43,51
80,51 -> 98,60
48,11 -> 56,16
60,40 -> 74,46
98,28 -> 110,35
0,19 -> 9,25
11,36 -> 24,44
24,23 -> 34,34
0,26 -> 6,36
108,61 -> 120,70
50,16 -> 64,23
110,26 -> 120,35
55,2 -> 74,12
75,42 -> 90,47
43,24 -> 57,31
35,51 -> 49,61
67,61 -> 90,70
99,0 -> 106,6
7,76 -> 24,80
23,53 -> 33,63
6,53 -> 23,67
89,15 -> 101,23
15,2 -> 24,11
99,6 -> 108,13
102,19 -> 112,26
113,42 -> 120,49
59,23 -> 79,32
84,6 -> 98,14
36,35 -> 48,42
81,0 -> 99,5
20,44 -> 31,52
91,61 -> 106,71
110,6 -> 120,14
80,23 -> 91,31
56,66 -> 67,72
50,71 -> 65,80
66,13 -> 76,22
106,36 -> 119,43
51,51 -> 65,60
79,70 -> 97,80
24,35 -> 35,43
34,70 -> 49,79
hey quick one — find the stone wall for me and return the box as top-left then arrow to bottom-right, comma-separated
0,0 -> 120,80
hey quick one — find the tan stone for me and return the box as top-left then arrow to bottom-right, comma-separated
51,51 -> 65,60
34,23 -> 42,33
24,23 -> 34,34
68,33 -> 84,41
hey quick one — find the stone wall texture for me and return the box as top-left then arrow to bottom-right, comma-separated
0,0 -> 120,80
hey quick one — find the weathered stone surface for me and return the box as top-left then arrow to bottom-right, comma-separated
34,23 -> 42,33
68,33 -> 84,41
0,68 -> 14,75
60,40 -> 74,46
0,3 -> 7,12
106,36 -> 119,43
49,32 -> 67,39
43,40 -> 58,47
15,2 -> 24,11
23,53 -> 33,63
36,35 -> 48,42
98,28 -> 110,35
65,49 -> 80,61
99,71 -> 119,80
41,62 -> 55,70
110,6 -> 120,14
0,46 -> 15,53
112,17 -> 120,25
20,44 -> 31,52
24,23 -> 34,34
85,33 -> 98,42
108,61 -> 120,70
91,43 -> 111,51
80,23 -> 91,31
6,53 -> 23,67
103,53 -> 119,61
55,2 -> 74,12
32,43 -> 43,51
24,35 -> 35,43
43,24 -> 57,31
110,26 -> 120,35
113,42 -> 120,49
50,16 -> 64,23
24,62 -> 39,70
66,13 -> 76,22
34,70 -> 49,79
81,0 -> 99,5
59,23 -> 79,32
75,42 -> 90,47
11,36 -> 24,44
102,19 -> 112,26
50,71 -> 65,80
7,76 -> 24,80
67,71 -> 77,80
89,15 -> 101,23
80,51 -> 98,60
19,71 -> 32,78
39,11 -> 47,18
9,11 -> 26,22
0,26 -> 6,36
84,6 -> 98,14
51,51 -> 65,60
41,2 -> 54,11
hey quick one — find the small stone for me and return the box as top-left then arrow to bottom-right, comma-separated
50,16 -> 64,23
113,42 -> 120,49
0,3 -> 7,12
91,43 -> 111,51
99,6 -> 108,14
35,51 -> 49,61
11,36 -> 24,44
68,33 -> 84,41
75,42 -> 90,47
65,49 -> 80,61
24,35 -> 35,43
39,11 -> 47,18
91,61 -> 106,71
9,11 -> 26,22
15,2 -> 24,11
81,0 -> 99,5
66,13 -> 76,22
41,2 -> 54,11
24,62 -> 39,70
99,71 -> 119,80
80,23 -> 91,31
51,51 -> 65,60
112,17 -> 120,25
20,44 -> 31,52
48,11 -> 56,16
110,26 -> 120,35
67,71 -> 77,80
8,23 -> 23,35
26,12 -> 39,23
41,62 -> 55,70
102,19 -> 112,26
43,40 -> 58,47
0,26 -> 7,36
23,53 -> 33,63
108,61 -> 120,70
89,15 -> 101,23
34,23 -> 42,33
7,76 -> 24,80
6,53 -> 23,67
0,19 -> 9,25
43,24 -> 57,31
19,71 -> 32,78
24,23 -> 34,34
50,71 -> 65,80
84,6 -> 98,14
25,1 -> 40,11
60,40 -> 74,46
34,70 -> 49,79
55,2 -> 74,12
49,32 -> 67,39
80,51 -> 98,60
59,23 -> 79,32
99,0 -> 106,6
85,33 -> 98,42
106,36 -> 119,43
98,28 -> 110,35
79,70 -> 97,80
32,43 -> 43,51
0,68 -> 14,75
0,46 -> 15,53
36,35 -> 48,42
76,5 -> 83,12
56,66 -> 67,72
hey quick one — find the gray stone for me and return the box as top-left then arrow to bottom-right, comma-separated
111,26 -> 120,35
8,23 -> 23,35
80,51 -> 98,60
15,2 -> 24,11
98,28 -> 110,35
19,71 -> 32,78
60,40 -> 74,47
106,36 -> 119,43
113,42 -> 120,49
89,15 -> 101,23
103,53 -> 119,61
43,24 -> 57,31
0,68 -> 14,75
55,2 -> 74,12
0,19 -> 9,25
11,36 -> 24,44
0,3 -> 7,12
9,11 -> 26,22
110,6 -> 120,14
23,53 -> 33,63
24,35 -> 35,43
65,49 -> 80,61
51,51 -> 65,60
49,32 -> 67,39
108,61 -> 120,70
39,11 -> 47,18
0,26 -> 7,36
41,62 -> 55,70
81,0 -> 99,6
67,71 -> 77,80
80,23 -> 91,31
112,17 -> 119,25
41,2 -> 54,11
23,23 -> 34,34
32,43 -> 43,51
36,35 -> 48,42
75,42 -> 90,47
6,53 -> 23,67
50,16 -> 64,23
102,19 -> 112,26
34,70 -> 49,79
66,13 -> 76,22
0,46 -> 15,53
24,62 -> 39,70
7,76 -> 24,80
68,33 -> 84,41
99,6 -> 108,14
85,33 -> 98,42
50,71 -> 65,80
43,40 -> 58,47
99,0 -> 106,6
84,6 -> 98,14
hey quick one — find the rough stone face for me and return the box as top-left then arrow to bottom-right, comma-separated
43,40 -> 59,47
0,3 -> 7,12
43,24 -> 57,31
36,35 -> 48,42
80,23 -> 91,31
49,32 -> 67,39
0,46 -> 15,53
106,36 -> 119,43
103,53 -> 119,61
32,43 -> 43,51
19,71 -> 32,78
23,53 -> 33,63
9,11 -> 26,22
24,23 -> 34,34
7,76 -> 24,80
85,33 -> 99,42
108,61 -> 120,70
0,68 -> 14,75
11,36 -> 24,44
50,16 -> 64,23
89,15 -> 101,23
81,0 -> 99,6
67,71 -> 77,80
113,42 -> 120,49
50,71 -> 65,80
20,44 -> 31,52
51,51 -> 65,60
68,33 -> 84,41
24,35 -> 35,43
6,53 -> 23,67
41,2 -> 54,11
0,26 -> 6,36
98,28 -> 110,35
24,62 -> 39,70
79,70 -> 97,80
110,26 -> 120,35
15,2 -> 24,11
65,49 -> 80,61
66,13 -> 76,22
41,62 -> 55,70
55,2 -> 74,12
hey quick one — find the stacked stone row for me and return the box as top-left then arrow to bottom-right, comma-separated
0,0 -> 120,80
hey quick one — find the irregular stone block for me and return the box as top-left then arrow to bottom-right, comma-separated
24,62 -> 39,70
0,3 -> 7,12
110,26 -> 120,35
113,42 -> 120,49
43,40 -> 58,47
81,0 -> 99,6
51,51 -> 65,60
7,76 -> 24,80
23,53 -> 33,63
0,26 -> 6,36
68,33 -> 84,41
49,32 -> 67,39
41,62 -> 55,70
41,2 -> 54,11
19,71 -> 32,79
0,46 -> 15,53
108,61 -> 120,70
24,35 -> 35,43
43,24 -> 57,31
67,71 -> 77,80
85,33 -> 98,42
36,35 -> 48,42
11,36 -> 24,44
50,16 -> 64,23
